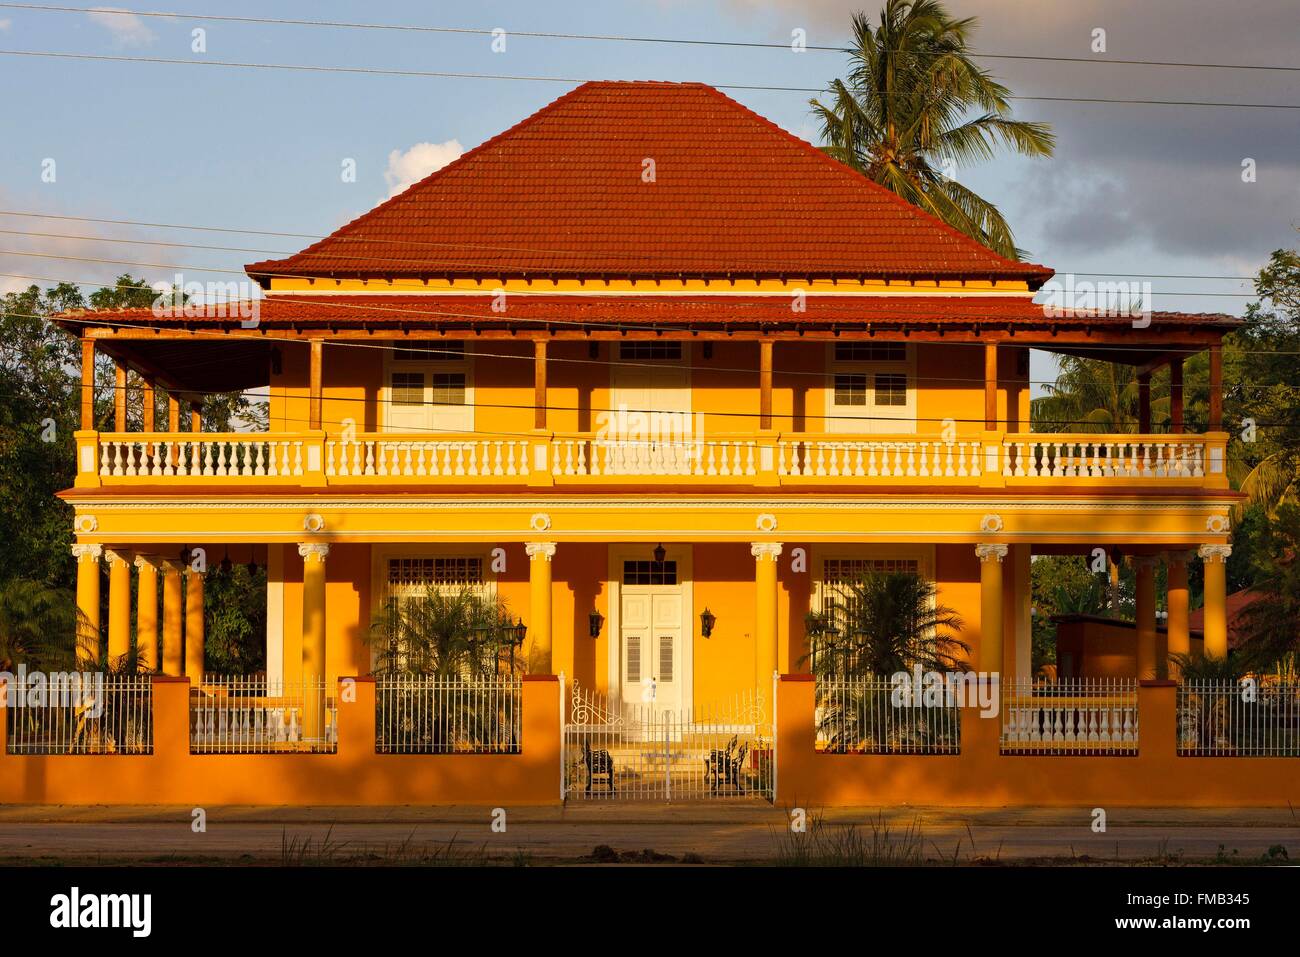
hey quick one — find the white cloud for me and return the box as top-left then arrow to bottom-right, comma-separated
383,140 -> 464,198
0,18 -> 12,31
87,7 -> 158,47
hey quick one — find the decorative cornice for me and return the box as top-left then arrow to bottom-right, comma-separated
750,542 -> 784,560
1198,544 -> 1232,563
298,543 -> 331,561
975,543 -> 1009,563
525,541 -> 557,560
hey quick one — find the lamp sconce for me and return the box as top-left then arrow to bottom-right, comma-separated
699,607 -> 717,639
513,618 -> 528,645
589,609 -> 605,639
652,542 -> 666,564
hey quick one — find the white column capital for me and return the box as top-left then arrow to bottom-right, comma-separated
104,548 -> 132,567
975,543 -> 1009,563
133,554 -> 162,571
71,543 -> 103,562
298,543 -> 331,562
750,542 -> 784,560
525,541 -> 558,561
1198,544 -> 1232,564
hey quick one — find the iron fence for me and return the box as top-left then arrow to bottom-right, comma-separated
4,673 -> 153,755
1177,680 -> 1300,756
815,676 -> 961,754
375,675 -> 521,754
190,675 -> 336,753
1001,677 -> 1138,755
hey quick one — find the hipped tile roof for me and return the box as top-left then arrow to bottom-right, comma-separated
246,81 -> 1053,285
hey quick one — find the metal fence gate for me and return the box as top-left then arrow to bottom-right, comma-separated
562,679 -> 774,802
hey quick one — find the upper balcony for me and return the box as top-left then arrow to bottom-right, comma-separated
75,428 -> 1229,492
56,290 -> 1240,498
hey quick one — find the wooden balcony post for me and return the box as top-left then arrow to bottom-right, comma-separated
1169,357 -> 1184,434
983,343 -> 998,430
80,338 -> 95,431
1208,343 -> 1223,432
1137,371 -> 1152,433
309,338 -> 324,430
534,339 -> 548,430
167,395 -> 179,433
114,362 -> 127,432
189,402 -> 202,433
759,340 -> 773,430
142,378 -> 156,432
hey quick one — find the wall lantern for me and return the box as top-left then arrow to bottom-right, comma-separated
513,618 -> 528,645
700,607 -> 717,638
652,543 -> 666,564
589,609 -> 605,639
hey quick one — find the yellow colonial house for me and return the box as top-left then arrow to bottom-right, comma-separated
37,82 -> 1253,806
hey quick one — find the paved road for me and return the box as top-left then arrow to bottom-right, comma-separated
0,805 -> 1295,865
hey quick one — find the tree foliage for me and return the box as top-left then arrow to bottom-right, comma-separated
812,1 -> 1054,259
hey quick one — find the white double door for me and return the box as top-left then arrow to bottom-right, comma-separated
619,589 -> 685,713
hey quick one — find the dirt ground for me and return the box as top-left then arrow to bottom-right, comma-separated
0,803 -> 1295,865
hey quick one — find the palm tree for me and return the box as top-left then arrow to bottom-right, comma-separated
811,1 -> 1054,259
810,569 -> 968,678
0,578 -> 75,672
369,585 -> 520,677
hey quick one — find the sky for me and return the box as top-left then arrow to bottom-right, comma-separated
1,0 -> 1297,364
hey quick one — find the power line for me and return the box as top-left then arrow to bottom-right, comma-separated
2,49 -> 1298,109
0,225 -> 1262,284
5,4 -> 1299,73
0,249 -> 1259,298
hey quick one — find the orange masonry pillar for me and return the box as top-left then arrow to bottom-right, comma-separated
184,564 -> 205,684
525,542 -> 556,674
162,560 -> 183,675
1165,551 -> 1191,673
299,543 -> 330,741
72,543 -> 103,666
751,542 -> 782,710
1199,544 -> 1231,659
134,555 -> 159,672
106,549 -> 133,667
977,544 -> 1008,678
1134,556 -> 1158,680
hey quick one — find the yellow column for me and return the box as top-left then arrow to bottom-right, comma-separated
184,564 -> 205,684
1165,551 -> 1191,674
161,560 -> 183,674
976,544 -> 1008,677
72,544 -> 103,666
299,543 -> 330,741
105,549 -> 132,667
1199,544 -> 1232,659
134,555 -> 159,671
751,542 -> 783,708
1134,556 -> 1158,680
525,542 -> 556,674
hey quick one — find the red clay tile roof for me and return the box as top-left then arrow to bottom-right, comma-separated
56,295 -> 1242,331
245,81 -> 1054,285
